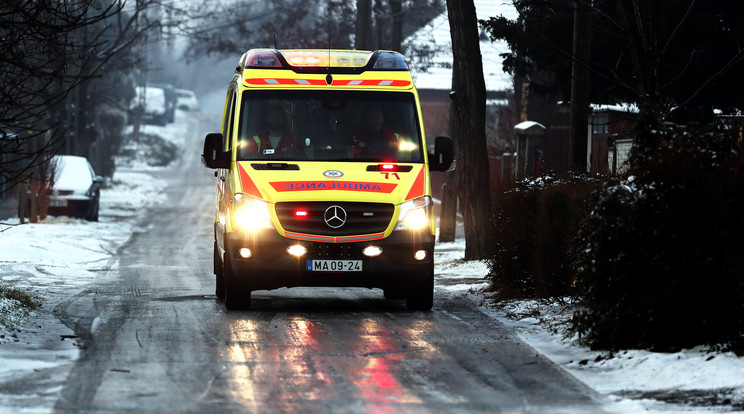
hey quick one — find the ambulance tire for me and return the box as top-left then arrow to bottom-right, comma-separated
406,270 -> 434,311
214,241 -> 225,300
383,289 -> 406,300
223,247 -> 251,310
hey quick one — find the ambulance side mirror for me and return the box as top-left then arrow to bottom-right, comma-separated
201,133 -> 230,169
430,136 -> 454,172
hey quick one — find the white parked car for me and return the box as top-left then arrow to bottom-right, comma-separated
175,88 -> 199,111
47,155 -> 103,221
131,86 -> 168,125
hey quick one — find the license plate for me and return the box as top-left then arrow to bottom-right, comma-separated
307,260 -> 362,272
50,199 -> 67,207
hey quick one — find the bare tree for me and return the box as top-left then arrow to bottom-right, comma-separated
185,0 -> 445,59
483,0 -> 744,159
1,1 -> 114,193
0,0 -> 167,199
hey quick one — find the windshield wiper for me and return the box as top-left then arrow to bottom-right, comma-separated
250,163 -> 300,170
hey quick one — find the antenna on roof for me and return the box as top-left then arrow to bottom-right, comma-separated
326,33 -> 332,85
273,34 -> 277,49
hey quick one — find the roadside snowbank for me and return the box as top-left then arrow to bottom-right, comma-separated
434,241 -> 744,413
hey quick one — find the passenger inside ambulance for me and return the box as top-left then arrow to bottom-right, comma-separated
242,105 -> 299,155
347,107 -> 400,157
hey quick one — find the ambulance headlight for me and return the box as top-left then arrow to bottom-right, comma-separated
234,194 -> 273,231
395,196 -> 431,230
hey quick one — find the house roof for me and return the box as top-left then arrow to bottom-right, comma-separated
403,1 -> 517,92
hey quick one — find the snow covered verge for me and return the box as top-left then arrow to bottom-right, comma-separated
437,242 -> 744,413
0,117 -> 183,399
0,112 -> 742,413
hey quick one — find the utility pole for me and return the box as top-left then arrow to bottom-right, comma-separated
568,0 -> 592,172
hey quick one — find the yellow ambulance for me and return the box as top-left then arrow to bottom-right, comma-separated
202,49 -> 453,310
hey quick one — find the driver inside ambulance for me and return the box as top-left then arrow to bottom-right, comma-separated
348,107 -> 400,157
244,106 -> 299,154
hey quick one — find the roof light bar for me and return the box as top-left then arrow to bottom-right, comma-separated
281,50 -> 372,68
239,49 -> 409,71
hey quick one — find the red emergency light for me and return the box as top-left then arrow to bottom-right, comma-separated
366,164 -> 414,172
294,209 -> 309,218
244,51 -> 281,68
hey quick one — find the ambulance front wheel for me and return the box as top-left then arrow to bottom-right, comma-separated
383,288 -> 406,300
405,270 -> 434,311
214,241 -> 225,300
223,245 -> 251,310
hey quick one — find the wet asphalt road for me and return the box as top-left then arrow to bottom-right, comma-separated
43,115 -> 613,413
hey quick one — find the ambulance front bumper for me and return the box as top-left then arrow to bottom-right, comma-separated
225,229 -> 434,292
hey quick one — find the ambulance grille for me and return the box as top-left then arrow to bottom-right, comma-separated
276,202 -> 394,236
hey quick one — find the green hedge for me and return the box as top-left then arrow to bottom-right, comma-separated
571,121 -> 744,351
487,174 -> 598,299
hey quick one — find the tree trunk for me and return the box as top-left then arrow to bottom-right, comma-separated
445,0 -> 493,260
355,0 -> 372,50
390,0 -> 403,52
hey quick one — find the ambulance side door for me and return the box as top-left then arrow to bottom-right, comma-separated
217,88 -> 237,248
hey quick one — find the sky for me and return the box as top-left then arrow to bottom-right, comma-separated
1,109 -> 744,413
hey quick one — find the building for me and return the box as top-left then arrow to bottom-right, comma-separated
404,1 -> 517,194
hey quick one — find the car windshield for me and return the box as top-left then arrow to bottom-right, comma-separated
236,90 -> 423,163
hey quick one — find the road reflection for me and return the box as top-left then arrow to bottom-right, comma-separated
226,319 -> 265,411
224,314 -> 436,412
356,318 -> 424,413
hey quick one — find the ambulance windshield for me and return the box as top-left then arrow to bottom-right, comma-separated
237,90 -> 423,163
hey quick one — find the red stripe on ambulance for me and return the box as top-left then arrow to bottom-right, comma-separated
238,163 -> 263,198
244,78 -> 411,87
270,181 -> 397,193
404,166 -> 425,200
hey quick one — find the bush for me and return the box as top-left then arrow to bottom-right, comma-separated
571,121 -> 744,351
117,131 -> 179,168
487,174 -> 598,299
0,283 -> 38,330
96,109 -> 126,178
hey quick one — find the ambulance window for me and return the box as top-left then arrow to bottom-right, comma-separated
222,90 -> 236,151
237,90 -> 423,163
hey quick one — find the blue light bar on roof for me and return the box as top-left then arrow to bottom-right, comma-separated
242,50 -> 281,68
373,52 -> 408,70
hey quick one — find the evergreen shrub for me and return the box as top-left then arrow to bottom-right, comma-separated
571,121 -> 744,351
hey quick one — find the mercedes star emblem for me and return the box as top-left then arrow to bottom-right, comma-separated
324,205 -> 347,228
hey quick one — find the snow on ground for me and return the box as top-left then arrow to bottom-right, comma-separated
0,117 -> 178,389
435,240 -> 744,413
1,112 -> 743,413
